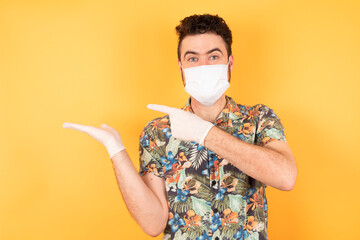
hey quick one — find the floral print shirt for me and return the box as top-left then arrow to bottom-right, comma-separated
139,95 -> 286,240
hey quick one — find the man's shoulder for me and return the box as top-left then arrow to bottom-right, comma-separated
232,100 -> 277,124
250,103 -> 281,119
139,115 -> 172,150
227,96 -> 270,116
141,114 -> 171,136
248,103 -> 271,111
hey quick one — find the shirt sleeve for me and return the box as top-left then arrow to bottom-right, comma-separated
255,104 -> 286,146
138,122 -> 165,179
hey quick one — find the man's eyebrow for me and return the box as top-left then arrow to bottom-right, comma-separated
183,51 -> 199,59
183,48 -> 223,59
206,48 -> 223,55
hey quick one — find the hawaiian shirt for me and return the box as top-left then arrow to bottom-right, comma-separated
139,95 -> 286,240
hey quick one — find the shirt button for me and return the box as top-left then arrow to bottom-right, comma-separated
215,237 -> 219,240
211,180 -> 216,187
213,208 -> 218,214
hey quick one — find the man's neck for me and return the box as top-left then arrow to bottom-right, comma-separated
190,95 -> 227,123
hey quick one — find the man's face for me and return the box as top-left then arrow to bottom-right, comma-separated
178,32 -> 234,85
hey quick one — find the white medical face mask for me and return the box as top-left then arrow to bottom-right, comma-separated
181,58 -> 230,106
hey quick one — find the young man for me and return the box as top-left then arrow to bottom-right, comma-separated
63,14 -> 297,240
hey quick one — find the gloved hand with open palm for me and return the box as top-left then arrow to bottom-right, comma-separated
62,122 -> 125,159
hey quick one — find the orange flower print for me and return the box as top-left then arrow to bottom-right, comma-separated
209,155 -> 229,181
221,208 -> 239,226
181,176 -> 201,194
220,173 -> 239,192
227,119 -> 233,128
184,210 -> 201,230
246,186 -> 264,212
229,103 -> 241,116
245,108 -> 259,121
165,162 -> 181,184
139,131 -> 145,139
241,123 -> 255,135
146,163 -> 159,176
261,136 -> 277,145
177,152 -> 192,170
175,152 -> 192,169
149,118 -> 169,131
233,109 -> 241,116
148,138 -> 158,149
165,153 -> 192,184
244,216 -> 258,232
209,160 -> 220,181
176,152 -> 188,162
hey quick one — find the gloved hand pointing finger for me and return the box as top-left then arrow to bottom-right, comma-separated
147,104 -> 214,145
63,122 -> 125,158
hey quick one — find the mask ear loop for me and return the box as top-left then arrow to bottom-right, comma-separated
179,61 -> 184,71
179,62 -> 187,87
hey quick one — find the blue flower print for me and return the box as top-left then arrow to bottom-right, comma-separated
175,189 -> 190,202
208,150 -> 216,158
168,213 -> 185,233
201,151 -> 217,174
216,188 -> 227,201
211,212 -> 222,232
201,169 -> 209,177
140,132 -> 150,148
196,143 -> 204,151
162,127 -> 172,138
234,226 -> 249,239
242,188 -> 256,203
233,131 -> 246,141
161,151 -> 177,171
202,152 -> 219,177
264,196 -> 268,213
196,231 -> 211,240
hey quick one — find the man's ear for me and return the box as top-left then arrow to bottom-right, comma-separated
229,54 -> 234,73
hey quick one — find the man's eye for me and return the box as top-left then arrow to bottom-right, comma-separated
210,55 -> 219,60
188,57 -> 197,62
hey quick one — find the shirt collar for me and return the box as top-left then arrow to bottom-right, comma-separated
181,95 -> 243,124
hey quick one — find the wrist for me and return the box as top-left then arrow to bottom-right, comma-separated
199,123 -> 215,146
203,125 -> 217,147
106,140 -> 125,159
110,148 -> 128,163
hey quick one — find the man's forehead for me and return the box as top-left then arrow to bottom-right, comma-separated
180,33 -> 227,55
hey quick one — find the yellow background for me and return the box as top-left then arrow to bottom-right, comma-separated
1,0 -> 359,239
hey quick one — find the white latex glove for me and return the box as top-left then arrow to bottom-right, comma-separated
147,104 -> 214,146
62,122 -> 125,158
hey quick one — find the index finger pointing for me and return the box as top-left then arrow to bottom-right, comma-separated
147,104 -> 175,115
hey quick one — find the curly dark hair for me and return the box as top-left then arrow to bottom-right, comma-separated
175,14 -> 232,61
